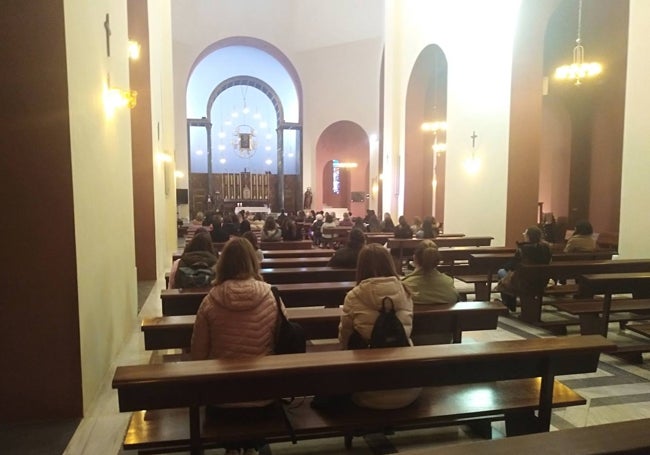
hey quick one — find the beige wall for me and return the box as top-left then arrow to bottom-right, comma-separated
298,37 -> 382,204
64,0 -> 138,412
384,0 -> 520,245
148,0 -> 178,276
619,0 -> 650,258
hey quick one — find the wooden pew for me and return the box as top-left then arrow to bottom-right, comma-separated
161,282 -> 355,315
365,233 -> 393,244
463,250 -> 617,301
142,301 -> 508,350
174,248 -> 335,262
321,226 -> 352,246
435,247 -> 516,277
388,237 -> 494,267
261,257 -> 331,268
260,267 -> 356,284
262,249 -> 335,258
516,260 -> 650,325
412,418 -> 650,455
113,335 -> 614,454
627,323 -> 650,339
260,240 -> 314,250
556,272 -> 650,363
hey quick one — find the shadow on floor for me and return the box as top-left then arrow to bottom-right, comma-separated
0,418 -> 79,455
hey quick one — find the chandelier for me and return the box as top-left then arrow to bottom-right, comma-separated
421,121 -> 447,153
554,0 -> 602,86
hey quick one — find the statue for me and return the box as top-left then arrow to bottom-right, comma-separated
303,187 -> 313,210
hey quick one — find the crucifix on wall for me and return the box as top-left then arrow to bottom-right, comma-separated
104,13 -> 111,57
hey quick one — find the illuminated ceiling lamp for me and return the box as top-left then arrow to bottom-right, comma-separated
554,0 -> 602,86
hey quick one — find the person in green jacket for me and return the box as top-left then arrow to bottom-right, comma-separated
402,240 -> 460,305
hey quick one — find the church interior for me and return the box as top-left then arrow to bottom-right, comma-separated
2,0 -> 650,453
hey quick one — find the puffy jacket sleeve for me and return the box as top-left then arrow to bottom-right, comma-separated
190,298 -> 211,360
338,291 -> 357,349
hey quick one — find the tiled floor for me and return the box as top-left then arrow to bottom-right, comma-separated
18,279 -> 650,454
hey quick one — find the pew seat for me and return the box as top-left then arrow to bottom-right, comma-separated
122,379 -> 584,452
113,336 -> 615,454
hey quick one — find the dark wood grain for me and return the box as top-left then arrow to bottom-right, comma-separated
142,301 -> 508,350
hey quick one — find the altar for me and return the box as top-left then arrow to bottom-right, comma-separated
239,206 -> 270,214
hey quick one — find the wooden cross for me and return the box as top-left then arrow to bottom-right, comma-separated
104,13 -> 111,57
471,131 -> 478,148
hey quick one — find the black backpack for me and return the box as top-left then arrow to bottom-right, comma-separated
175,262 -> 215,288
348,296 -> 410,349
271,287 -> 306,355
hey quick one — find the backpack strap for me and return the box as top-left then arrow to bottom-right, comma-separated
271,286 -> 288,323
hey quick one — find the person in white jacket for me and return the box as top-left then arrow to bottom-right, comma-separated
339,243 -> 421,410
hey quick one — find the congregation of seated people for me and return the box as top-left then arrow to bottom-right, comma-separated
161,209 -> 623,455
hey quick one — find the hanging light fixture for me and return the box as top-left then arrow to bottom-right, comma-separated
554,0 -> 602,86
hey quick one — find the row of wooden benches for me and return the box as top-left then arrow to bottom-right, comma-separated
172,236 -> 495,260
141,301 -> 508,351
118,258 -> 648,453
113,335 -> 616,454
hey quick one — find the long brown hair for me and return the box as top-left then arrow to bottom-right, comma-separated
214,237 -> 262,285
184,231 -> 214,255
355,243 -> 399,284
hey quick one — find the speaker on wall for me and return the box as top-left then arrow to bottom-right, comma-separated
351,191 -> 366,203
176,188 -> 189,205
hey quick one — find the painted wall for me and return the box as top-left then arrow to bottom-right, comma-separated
384,0 -> 521,245
298,38 -> 382,210
619,0 -> 650,258
539,98 -> 571,220
64,0 -> 139,412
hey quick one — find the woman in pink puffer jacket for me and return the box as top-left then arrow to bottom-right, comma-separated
191,237 -> 283,455
192,237 -> 280,359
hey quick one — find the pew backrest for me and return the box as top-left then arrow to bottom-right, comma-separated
113,335 -> 614,411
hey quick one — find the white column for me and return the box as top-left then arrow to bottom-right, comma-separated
619,0 -> 650,258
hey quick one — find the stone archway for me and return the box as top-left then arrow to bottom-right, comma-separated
315,121 -> 369,217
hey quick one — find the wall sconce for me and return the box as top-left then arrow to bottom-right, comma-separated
128,40 -> 141,60
174,170 -> 185,178
156,152 -> 172,163
104,84 -> 137,117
